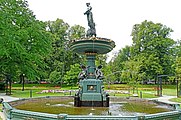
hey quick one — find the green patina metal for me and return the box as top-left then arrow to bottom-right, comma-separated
79,79 -> 104,101
69,38 -> 115,54
69,3 -> 115,107
86,55 -> 96,76
69,37 -> 115,107
2,101 -> 181,120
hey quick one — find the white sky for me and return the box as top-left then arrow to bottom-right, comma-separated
27,0 -> 181,59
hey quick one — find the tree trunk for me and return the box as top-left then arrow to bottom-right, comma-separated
5,74 -> 12,95
5,78 -> 8,95
20,74 -> 25,91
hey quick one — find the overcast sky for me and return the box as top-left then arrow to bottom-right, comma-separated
27,0 -> 181,58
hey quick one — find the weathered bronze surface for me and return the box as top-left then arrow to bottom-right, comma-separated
84,3 -> 96,37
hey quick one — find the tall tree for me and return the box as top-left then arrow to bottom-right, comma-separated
0,0 -> 52,89
45,19 -> 85,85
176,57 -> 181,96
131,20 -> 175,79
63,64 -> 81,86
121,56 -> 146,93
175,40 -> 181,96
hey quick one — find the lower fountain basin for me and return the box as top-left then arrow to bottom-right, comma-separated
10,96 -> 172,116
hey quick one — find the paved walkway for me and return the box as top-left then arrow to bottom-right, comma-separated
0,93 -> 20,120
149,95 -> 180,104
0,93 -> 20,102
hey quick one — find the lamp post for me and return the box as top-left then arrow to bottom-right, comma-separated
22,74 -> 25,91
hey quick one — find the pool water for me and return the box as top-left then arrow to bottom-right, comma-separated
12,96 -> 170,116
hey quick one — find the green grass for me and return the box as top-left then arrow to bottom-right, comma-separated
163,89 -> 177,96
0,104 -> 2,111
10,84 -> 78,98
169,97 -> 181,103
8,84 -> 178,99
11,89 -> 76,98
0,104 -> 2,120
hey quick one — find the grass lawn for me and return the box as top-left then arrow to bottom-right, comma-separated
169,97 -> 181,103
105,84 -> 177,98
11,89 -> 76,98
8,84 -> 178,99
8,83 -> 77,98
0,104 -> 2,120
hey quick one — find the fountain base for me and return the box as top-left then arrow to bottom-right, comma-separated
74,79 -> 109,107
74,97 -> 109,107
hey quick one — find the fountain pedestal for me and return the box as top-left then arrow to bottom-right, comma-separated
70,37 -> 115,107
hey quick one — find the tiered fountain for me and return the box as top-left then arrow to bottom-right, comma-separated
69,3 -> 115,107
2,3 -> 181,120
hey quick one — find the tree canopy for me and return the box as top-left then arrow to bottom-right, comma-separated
0,0 -> 52,80
110,20 -> 176,85
45,19 -> 86,85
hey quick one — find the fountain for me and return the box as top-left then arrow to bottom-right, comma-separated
70,3 -> 115,107
2,3 -> 181,120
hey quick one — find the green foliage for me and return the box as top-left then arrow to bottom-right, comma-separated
121,57 -> 146,92
68,25 -> 85,40
49,70 -> 61,84
109,46 -> 131,82
175,40 -> 181,81
110,20 -> 176,86
45,19 -> 85,84
176,57 -> 181,81
170,97 -> 181,103
0,0 -> 52,81
113,46 -> 131,71
131,20 -> 175,76
63,64 -> 81,85
104,62 -> 118,83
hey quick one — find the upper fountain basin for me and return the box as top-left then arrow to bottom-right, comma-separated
69,37 -> 115,54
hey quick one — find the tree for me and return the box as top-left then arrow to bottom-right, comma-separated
0,0 -> 52,94
111,46 -> 131,82
121,56 -> 146,93
63,64 -> 81,86
131,20 -> 175,79
68,25 -> 85,40
45,19 -> 70,75
49,70 -> 61,84
45,19 -> 85,85
175,40 -> 181,97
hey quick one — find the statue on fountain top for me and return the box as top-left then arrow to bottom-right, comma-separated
84,3 -> 96,37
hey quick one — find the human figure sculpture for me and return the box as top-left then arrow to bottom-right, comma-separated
95,65 -> 104,79
84,3 -> 96,37
78,65 -> 88,80
0,98 -> 3,103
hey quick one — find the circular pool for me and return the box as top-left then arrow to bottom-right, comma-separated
10,96 -> 172,116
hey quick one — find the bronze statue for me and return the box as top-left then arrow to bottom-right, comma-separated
84,3 -> 96,37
